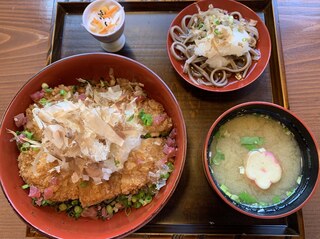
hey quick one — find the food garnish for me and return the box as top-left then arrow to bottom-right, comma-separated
89,4 -> 121,34
9,76 -> 177,220
245,148 -> 282,190
170,4 -> 261,87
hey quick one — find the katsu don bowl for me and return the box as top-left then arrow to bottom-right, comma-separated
0,53 -> 187,239
203,102 -> 319,219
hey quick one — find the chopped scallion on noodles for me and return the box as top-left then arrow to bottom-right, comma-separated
170,4 -> 261,87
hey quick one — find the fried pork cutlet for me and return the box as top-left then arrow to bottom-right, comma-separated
18,138 -> 168,208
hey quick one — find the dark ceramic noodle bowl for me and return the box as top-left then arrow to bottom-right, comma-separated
203,101 -> 320,219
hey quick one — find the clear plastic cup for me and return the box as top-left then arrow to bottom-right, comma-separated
82,0 -> 125,52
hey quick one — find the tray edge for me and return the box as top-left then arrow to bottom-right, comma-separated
40,0 -> 301,238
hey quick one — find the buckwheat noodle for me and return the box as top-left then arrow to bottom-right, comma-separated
170,4 -> 261,87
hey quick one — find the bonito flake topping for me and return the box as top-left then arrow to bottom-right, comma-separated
31,79 -> 146,184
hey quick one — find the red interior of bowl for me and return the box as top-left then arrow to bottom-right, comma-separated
0,53 -> 187,239
167,0 -> 271,92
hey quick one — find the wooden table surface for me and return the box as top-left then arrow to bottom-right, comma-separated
0,0 -> 319,238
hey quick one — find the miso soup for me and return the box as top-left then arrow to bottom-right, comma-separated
209,114 -> 302,207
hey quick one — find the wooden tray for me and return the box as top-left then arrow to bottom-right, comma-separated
27,0 -> 303,238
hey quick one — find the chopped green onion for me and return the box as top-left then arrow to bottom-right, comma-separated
138,109 -> 153,126
74,206 -> 83,214
139,198 -> 147,206
114,159 -> 120,167
41,83 -> 49,89
21,184 -> 29,189
228,16 -> 234,23
22,130 -> 33,140
230,194 -> 239,201
79,181 -> 88,188
67,204 -> 73,210
117,195 -> 130,207
131,195 -> 138,203
259,202 -> 268,207
106,205 -> 113,215
59,89 -> 66,96
197,22 -> 204,29
238,192 -> 257,204
51,185 -> 161,219
45,88 -> 53,93
58,203 -> 67,211
297,175 -> 302,184
220,184 -> 229,194
144,195 -> 152,204
141,133 -> 152,139
39,98 -> 48,106
286,190 -> 294,197
20,142 -> 30,152
133,201 -> 142,208
113,207 -> 119,213
241,136 -> 264,145
127,114 -> 134,122
214,130 -> 221,139
166,162 -> 174,172
104,198 -> 115,204
240,136 -> 264,151
272,195 -> 281,204
160,172 -> 170,179
284,127 -> 292,135
210,149 -> 225,166
225,191 -> 232,197
147,184 -> 157,195
137,190 -> 145,199
71,200 -> 79,206
243,144 -> 258,151
41,200 -> 53,206
214,28 -> 220,35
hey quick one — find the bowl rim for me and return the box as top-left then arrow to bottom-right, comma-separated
202,101 -> 320,219
166,0 -> 272,93
0,52 -> 187,238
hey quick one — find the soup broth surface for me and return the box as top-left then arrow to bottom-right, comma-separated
209,114 -> 302,206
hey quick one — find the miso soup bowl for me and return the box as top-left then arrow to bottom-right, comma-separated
203,101 -> 320,219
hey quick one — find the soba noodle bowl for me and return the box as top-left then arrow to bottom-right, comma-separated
169,4 -> 261,87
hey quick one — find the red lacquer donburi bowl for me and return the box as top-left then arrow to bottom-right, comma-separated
0,53 -> 187,239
